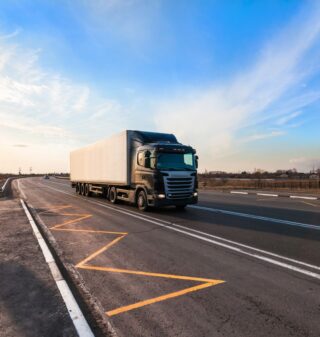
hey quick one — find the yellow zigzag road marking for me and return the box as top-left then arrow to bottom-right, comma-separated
45,205 -> 225,316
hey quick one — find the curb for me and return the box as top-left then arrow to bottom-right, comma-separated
230,190 -> 320,200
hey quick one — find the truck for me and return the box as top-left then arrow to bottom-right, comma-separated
70,130 -> 198,211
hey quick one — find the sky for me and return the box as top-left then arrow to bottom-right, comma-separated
0,0 -> 319,173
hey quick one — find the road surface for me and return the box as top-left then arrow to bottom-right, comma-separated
14,177 -> 320,337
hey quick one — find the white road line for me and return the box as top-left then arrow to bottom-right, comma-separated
25,181 -> 320,281
20,199 -> 95,337
189,205 -> 320,231
230,191 -> 248,195
301,201 -> 318,208
257,193 -> 278,197
168,222 -> 320,271
290,195 -> 318,200
17,179 -> 27,199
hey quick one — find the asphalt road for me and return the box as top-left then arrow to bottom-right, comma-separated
14,177 -> 320,337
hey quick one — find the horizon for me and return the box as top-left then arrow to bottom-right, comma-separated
0,1 -> 320,173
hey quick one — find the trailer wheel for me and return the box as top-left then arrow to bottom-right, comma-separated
109,186 -> 117,204
80,183 -> 85,196
75,183 -> 80,194
84,184 -> 91,197
137,190 -> 148,211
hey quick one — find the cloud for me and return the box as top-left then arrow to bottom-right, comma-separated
13,144 -> 28,148
289,157 -> 307,164
242,130 -> 285,142
289,156 -> 320,171
0,30 -> 126,172
75,0 -> 162,53
154,3 -> 320,170
275,111 -> 301,126
0,29 -> 20,40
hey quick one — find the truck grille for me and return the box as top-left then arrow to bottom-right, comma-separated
164,176 -> 194,199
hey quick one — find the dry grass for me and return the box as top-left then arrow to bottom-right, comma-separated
199,177 -> 320,194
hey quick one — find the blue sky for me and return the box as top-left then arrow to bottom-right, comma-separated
0,0 -> 319,173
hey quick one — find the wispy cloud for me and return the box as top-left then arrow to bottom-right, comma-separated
0,28 -> 21,40
242,130 -> 285,143
154,3 -> 320,170
0,30 -> 126,171
289,157 -> 320,171
75,0 -> 162,56
275,111 -> 301,126
13,144 -> 28,148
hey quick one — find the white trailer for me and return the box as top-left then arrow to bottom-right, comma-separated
70,130 -> 131,186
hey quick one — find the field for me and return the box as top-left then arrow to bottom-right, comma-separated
199,176 -> 320,193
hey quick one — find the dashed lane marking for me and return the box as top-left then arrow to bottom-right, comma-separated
39,205 -> 224,316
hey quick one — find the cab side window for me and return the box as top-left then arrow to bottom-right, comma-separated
137,151 -> 144,166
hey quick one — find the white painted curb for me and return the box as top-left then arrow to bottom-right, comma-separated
229,190 -> 319,200
289,195 -> 318,200
257,193 -> 279,197
20,199 -> 95,337
230,191 -> 248,195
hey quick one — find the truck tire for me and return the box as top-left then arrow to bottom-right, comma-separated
84,184 -> 91,197
137,190 -> 148,211
80,183 -> 85,196
76,183 -> 80,194
109,186 -> 117,204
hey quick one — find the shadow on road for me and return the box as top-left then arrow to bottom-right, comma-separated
0,261 -> 76,337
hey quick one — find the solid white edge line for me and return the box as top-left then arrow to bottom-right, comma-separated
169,222 -> 320,271
33,181 -> 320,281
290,196 -> 318,200
230,191 -> 248,194
189,205 -> 320,231
17,179 -> 27,199
20,199 -> 95,337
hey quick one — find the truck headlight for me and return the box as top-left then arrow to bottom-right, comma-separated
193,192 -> 198,197
157,194 -> 166,199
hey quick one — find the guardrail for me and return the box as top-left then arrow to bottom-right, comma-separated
54,176 -> 70,180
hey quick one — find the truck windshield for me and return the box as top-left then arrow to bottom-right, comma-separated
157,153 -> 195,171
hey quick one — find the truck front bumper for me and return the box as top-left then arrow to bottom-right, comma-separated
150,195 -> 198,207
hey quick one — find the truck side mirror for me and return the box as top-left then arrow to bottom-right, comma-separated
195,155 -> 199,169
144,157 -> 151,168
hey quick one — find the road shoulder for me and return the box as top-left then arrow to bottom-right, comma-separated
0,198 -> 78,337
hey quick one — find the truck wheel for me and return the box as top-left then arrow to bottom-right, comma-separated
137,190 -> 148,211
76,183 -> 80,194
80,183 -> 85,196
109,187 -> 118,204
84,184 -> 91,197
